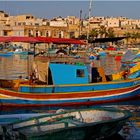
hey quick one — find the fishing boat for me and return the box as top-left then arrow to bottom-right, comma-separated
1,107 -> 131,140
0,36 -> 140,107
0,51 -> 14,57
121,50 -> 140,67
0,57 -> 140,107
14,48 -> 34,55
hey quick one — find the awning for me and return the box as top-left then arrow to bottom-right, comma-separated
9,36 -> 40,43
0,36 -> 86,45
35,37 -> 86,45
34,37 -> 52,43
89,37 -> 127,43
0,37 -> 11,42
0,36 -> 40,43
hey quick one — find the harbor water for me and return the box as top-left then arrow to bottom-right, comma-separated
0,54 -> 140,140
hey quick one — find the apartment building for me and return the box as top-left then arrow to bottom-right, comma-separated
105,17 -> 121,28
0,11 -> 12,36
50,16 -> 67,28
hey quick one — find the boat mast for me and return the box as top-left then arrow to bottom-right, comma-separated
79,9 -> 82,37
87,0 -> 92,40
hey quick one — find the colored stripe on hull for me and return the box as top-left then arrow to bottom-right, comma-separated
19,79 -> 140,93
0,85 -> 139,100
0,86 -> 139,107
1,96 -> 139,107
0,78 -> 140,107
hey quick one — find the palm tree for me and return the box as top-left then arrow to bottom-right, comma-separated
78,34 -> 87,40
106,28 -> 115,38
99,25 -> 107,38
89,29 -> 99,38
124,32 -> 131,44
131,32 -> 140,43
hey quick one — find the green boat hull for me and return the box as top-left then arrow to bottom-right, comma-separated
22,118 -> 127,140
3,108 -> 131,140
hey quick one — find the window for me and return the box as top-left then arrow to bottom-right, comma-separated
46,31 -> 49,37
69,32 -> 75,38
18,22 -> 21,26
35,23 -> 39,26
36,30 -> 39,37
28,30 -> 33,37
3,31 -> 7,36
76,69 -> 85,77
26,16 -> 30,19
58,31 -> 62,38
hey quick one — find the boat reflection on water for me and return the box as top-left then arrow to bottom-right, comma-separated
0,97 -> 139,114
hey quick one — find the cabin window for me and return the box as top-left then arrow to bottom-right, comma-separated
76,69 -> 85,77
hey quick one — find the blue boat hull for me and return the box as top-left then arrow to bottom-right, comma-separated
0,52 -> 14,57
0,78 -> 140,107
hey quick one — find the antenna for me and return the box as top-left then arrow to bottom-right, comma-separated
87,0 -> 92,40
79,9 -> 82,37
89,0 -> 92,20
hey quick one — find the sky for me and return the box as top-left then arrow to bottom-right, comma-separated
0,1 -> 139,19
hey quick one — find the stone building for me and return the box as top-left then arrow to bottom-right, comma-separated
0,10 -> 140,44
0,11 -> 12,36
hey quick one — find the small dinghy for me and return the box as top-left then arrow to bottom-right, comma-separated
2,107 -> 131,140
0,113 -> 47,125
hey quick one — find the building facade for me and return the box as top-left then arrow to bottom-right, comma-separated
0,11 -> 139,44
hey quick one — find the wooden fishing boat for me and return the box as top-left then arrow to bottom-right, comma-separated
0,54 -> 140,107
0,57 -> 140,107
0,36 -> 140,107
2,107 -> 131,140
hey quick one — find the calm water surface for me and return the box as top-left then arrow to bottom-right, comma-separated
0,54 -> 140,140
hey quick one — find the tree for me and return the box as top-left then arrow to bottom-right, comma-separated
78,34 -> 87,40
131,32 -> 140,43
99,25 -> 107,38
106,28 -> 115,38
124,32 -> 131,44
89,29 -> 98,38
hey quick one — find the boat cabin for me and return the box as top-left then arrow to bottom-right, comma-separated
32,60 -> 106,85
0,59 -> 107,93
33,61 -> 89,85
49,63 -> 89,85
